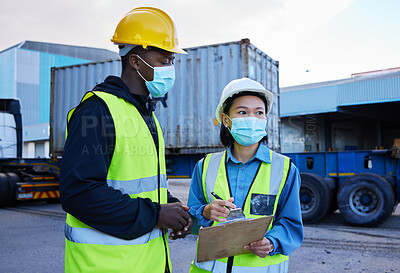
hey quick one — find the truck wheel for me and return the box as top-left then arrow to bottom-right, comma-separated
300,173 -> 332,223
337,173 -> 395,227
0,173 -> 11,207
6,173 -> 19,206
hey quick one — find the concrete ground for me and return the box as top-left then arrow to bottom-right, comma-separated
168,179 -> 400,273
0,179 -> 399,273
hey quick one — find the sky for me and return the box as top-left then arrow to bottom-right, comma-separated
0,0 -> 399,87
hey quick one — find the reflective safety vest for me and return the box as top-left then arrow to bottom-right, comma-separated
190,149 -> 291,273
64,91 -> 170,273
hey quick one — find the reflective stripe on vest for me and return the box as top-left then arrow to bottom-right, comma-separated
64,91 -> 169,273
190,259 -> 289,273
191,149 -> 291,273
202,152 -> 225,204
107,174 -> 167,195
65,223 -> 163,245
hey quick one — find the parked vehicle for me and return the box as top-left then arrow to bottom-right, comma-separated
285,150 -> 399,226
0,99 -> 60,207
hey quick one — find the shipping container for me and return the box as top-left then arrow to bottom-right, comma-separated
50,39 -> 280,157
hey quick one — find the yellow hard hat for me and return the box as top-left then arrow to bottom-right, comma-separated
111,7 -> 187,54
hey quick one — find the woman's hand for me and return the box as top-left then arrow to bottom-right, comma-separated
243,237 -> 274,258
202,197 -> 236,222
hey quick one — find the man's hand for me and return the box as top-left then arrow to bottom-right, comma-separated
157,203 -> 190,230
202,197 -> 236,222
243,237 -> 274,258
169,205 -> 194,240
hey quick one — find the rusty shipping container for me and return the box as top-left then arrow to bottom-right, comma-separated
50,39 -> 280,156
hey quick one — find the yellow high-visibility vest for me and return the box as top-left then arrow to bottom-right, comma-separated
190,149 -> 291,273
64,91 -> 170,273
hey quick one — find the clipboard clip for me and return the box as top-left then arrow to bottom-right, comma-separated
226,208 -> 246,222
211,192 -> 246,222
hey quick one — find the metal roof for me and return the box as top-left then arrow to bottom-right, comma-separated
0,40 -> 118,61
280,71 -> 400,117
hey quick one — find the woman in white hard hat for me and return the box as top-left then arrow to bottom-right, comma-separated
188,78 -> 303,273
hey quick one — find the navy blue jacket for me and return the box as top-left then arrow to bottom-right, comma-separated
60,76 -> 179,240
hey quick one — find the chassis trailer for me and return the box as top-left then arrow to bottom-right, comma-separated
285,149 -> 399,227
164,149 -> 400,227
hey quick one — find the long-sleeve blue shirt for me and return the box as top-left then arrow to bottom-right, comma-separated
188,143 -> 303,256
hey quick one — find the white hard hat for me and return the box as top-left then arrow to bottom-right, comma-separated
215,78 -> 274,123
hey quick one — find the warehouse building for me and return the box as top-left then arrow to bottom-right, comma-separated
280,69 -> 400,153
0,41 -> 118,157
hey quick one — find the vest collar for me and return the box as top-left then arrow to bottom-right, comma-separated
226,143 -> 271,164
92,76 -> 156,113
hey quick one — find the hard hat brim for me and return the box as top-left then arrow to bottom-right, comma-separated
110,39 -> 187,55
168,47 -> 187,54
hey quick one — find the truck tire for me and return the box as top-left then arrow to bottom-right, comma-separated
46,198 -> 60,204
337,173 -> 395,227
300,173 -> 332,223
6,173 -> 18,206
0,173 -> 11,207
324,177 -> 338,214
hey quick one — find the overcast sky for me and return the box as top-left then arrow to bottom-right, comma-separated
1,0 -> 399,87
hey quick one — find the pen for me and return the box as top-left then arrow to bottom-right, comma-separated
211,191 -> 223,200
211,192 -> 233,210
211,192 -> 245,220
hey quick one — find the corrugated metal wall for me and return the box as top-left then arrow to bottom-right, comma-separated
38,52 -> 90,124
0,42 -> 119,147
281,72 -> 400,117
0,48 -> 90,128
0,48 -> 16,98
20,40 -> 119,62
338,75 -> 400,106
281,85 -> 338,117
51,40 -> 280,156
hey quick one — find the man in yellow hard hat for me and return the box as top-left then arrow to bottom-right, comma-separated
60,7 -> 191,273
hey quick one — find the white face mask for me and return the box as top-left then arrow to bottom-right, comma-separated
136,55 -> 176,97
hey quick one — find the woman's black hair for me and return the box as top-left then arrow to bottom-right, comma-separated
219,91 -> 269,147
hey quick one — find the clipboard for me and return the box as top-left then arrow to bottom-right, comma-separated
197,216 -> 273,263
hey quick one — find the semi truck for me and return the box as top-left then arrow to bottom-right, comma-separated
0,99 -> 60,207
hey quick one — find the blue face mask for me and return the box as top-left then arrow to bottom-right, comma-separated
136,55 -> 175,98
226,115 -> 267,146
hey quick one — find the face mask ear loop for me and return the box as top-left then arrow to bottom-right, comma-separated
135,54 -> 154,69
136,69 -> 148,82
223,114 -> 232,132
135,54 -> 154,82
